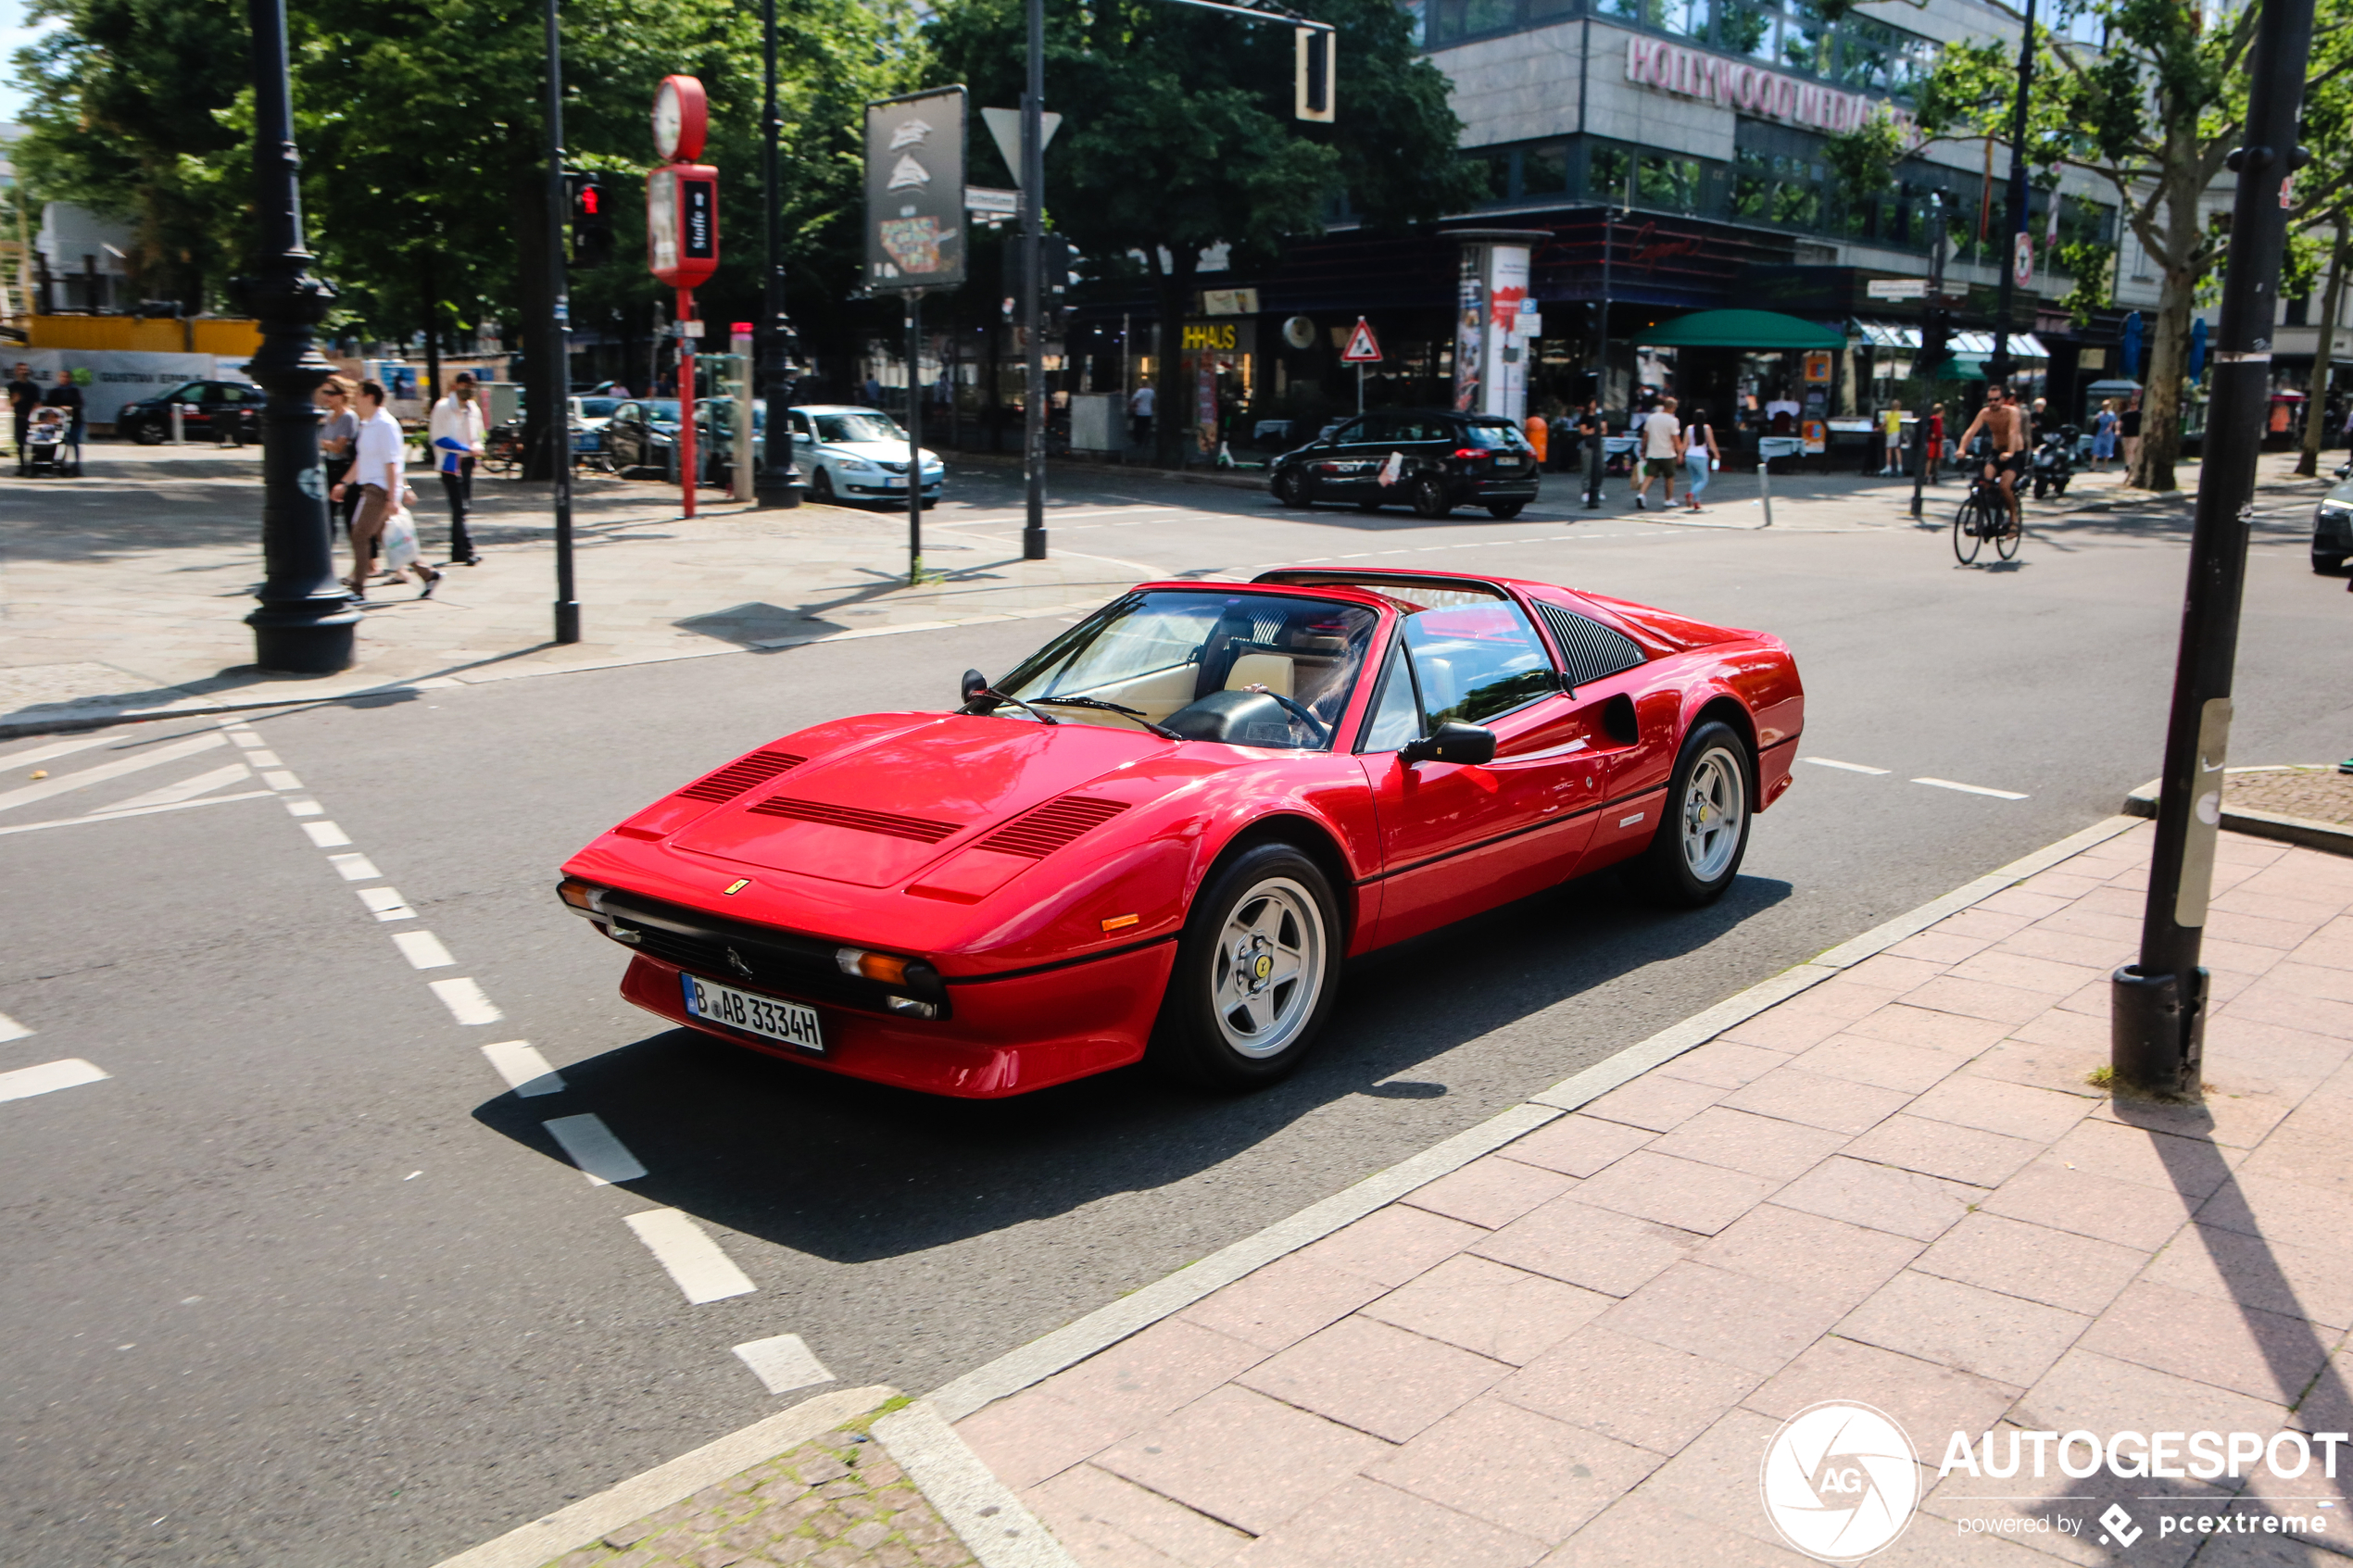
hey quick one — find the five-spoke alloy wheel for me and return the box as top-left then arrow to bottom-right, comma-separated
1154,842 -> 1340,1088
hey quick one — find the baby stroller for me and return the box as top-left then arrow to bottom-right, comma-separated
18,408 -> 79,477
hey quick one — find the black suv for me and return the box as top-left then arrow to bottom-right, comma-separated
117,381 -> 265,445
1270,408 -> 1541,519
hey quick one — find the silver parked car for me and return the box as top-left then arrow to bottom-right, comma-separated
786,405 -> 943,507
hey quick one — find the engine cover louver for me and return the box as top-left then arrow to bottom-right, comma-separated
675,748 -> 808,803
978,796 -> 1129,859
746,797 -> 963,843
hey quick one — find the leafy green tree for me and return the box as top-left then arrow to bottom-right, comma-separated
929,0 -> 1478,466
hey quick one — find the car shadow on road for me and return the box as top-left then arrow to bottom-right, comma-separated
471,868 -> 1792,1267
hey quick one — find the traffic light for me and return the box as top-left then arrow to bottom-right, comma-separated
1294,26 -> 1335,122
566,171 -> 614,268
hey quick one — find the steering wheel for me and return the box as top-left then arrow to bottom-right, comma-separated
1260,691 -> 1329,745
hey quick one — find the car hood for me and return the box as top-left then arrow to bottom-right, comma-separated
822,440 -> 942,466
665,714 -> 1163,888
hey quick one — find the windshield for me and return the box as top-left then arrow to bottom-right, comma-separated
574,397 -> 620,419
1461,423 -> 1530,450
641,400 -> 682,422
993,590 -> 1379,749
813,411 -> 904,445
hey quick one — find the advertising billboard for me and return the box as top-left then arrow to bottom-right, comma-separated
864,87 -> 968,293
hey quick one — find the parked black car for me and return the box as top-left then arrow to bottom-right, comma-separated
603,398 -> 684,476
1269,408 -> 1541,519
2313,458 -> 2353,572
116,380 -> 266,445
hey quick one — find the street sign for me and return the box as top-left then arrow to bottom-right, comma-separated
647,163 -> 720,288
979,107 -> 1062,187
2012,231 -> 2033,289
865,87 -> 969,292
966,186 -> 1018,215
1865,277 -> 1929,300
1340,317 -> 1382,363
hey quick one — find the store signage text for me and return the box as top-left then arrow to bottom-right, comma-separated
1625,34 -> 1909,136
1182,322 -> 1239,351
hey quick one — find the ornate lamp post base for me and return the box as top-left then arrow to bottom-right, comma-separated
248,600 -> 358,674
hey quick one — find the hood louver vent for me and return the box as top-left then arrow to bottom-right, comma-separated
978,796 -> 1129,859
676,748 -> 808,803
746,797 -> 963,843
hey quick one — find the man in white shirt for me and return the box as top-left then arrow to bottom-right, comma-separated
330,380 -> 437,601
426,371 -> 487,565
1633,395 -> 1683,510
1128,383 -> 1155,446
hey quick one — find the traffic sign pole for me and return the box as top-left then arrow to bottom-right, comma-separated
1340,316 -> 1382,413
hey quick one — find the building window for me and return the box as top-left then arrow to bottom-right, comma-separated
2287,291 -> 2311,326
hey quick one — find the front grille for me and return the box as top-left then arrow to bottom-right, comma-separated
677,748 -> 808,804
875,458 -> 911,473
1536,601 -> 1647,689
600,890 -> 948,1015
746,797 -> 961,842
979,796 -> 1128,859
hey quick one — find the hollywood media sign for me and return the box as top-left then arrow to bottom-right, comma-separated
1624,34 -> 1914,136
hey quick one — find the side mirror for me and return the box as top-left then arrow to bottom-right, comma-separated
961,669 -> 989,705
1402,721 -> 1497,767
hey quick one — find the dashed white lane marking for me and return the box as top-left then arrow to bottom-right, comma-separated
104,762 -> 254,812
0,1058 -> 109,1104
392,930 -> 456,969
1801,757 -> 1893,775
301,821 -> 352,847
284,798 -> 323,817
357,886 -> 415,921
0,1011 -> 30,1043
227,733 -> 267,750
261,770 -> 303,791
546,1112 -> 648,1186
243,750 -> 283,767
0,732 -> 227,814
428,977 -> 504,1025
0,791 -> 277,837
482,1040 -> 565,1097
734,1333 -> 835,1394
625,1208 -> 756,1302
1914,777 -> 2030,800
327,851 -> 382,881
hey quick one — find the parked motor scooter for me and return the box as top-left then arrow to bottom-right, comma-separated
2030,423 -> 2077,499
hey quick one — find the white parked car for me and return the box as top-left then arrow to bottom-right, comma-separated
787,405 -> 944,506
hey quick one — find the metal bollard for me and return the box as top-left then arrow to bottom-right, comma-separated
170,402 -> 184,445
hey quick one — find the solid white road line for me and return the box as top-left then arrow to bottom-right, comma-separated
0,791 -> 278,837
302,821 -> 352,847
0,1011 -> 29,1042
1914,776 -> 2030,800
393,930 -> 456,969
623,1208 -> 754,1302
358,886 -> 415,921
1800,757 -> 1892,775
481,1040 -> 564,1097
546,1113 -> 647,1185
0,732 -> 228,815
429,977 -> 504,1025
327,852 -> 383,881
104,761 -> 254,812
732,1333 -> 835,1396
0,1058 -> 109,1104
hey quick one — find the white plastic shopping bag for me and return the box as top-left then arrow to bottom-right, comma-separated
383,507 -> 421,570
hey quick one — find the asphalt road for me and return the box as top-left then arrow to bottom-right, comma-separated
2,461 -> 2345,1566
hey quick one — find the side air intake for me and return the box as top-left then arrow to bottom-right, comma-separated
1536,602 -> 1647,689
977,796 -> 1129,859
675,749 -> 808,803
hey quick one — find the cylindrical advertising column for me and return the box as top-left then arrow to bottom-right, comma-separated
1451,231 -> 1544,422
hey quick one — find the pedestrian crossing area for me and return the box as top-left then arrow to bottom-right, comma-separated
0,722 -> 277,836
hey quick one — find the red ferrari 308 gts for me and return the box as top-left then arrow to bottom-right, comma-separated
559,569 -> 1804,1097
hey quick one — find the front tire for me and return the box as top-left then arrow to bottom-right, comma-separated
131,419 -> 162,446
1276,468 -> 1315,509
1627,720 -> 1753,908
1953,498 -> 1984,565
2315,552 -> 2347,574
812,467 -> 837,503
1150,842 -> 1340,1090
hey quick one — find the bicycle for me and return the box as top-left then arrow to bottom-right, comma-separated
1953,466 -> 2022,565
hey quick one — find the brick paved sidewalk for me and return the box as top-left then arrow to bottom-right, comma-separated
946,822 -> 2353,1566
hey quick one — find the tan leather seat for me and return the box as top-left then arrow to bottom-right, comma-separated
1224,652 -> 1295,696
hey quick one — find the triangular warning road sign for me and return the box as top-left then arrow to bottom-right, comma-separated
1340,317 -> 1382,363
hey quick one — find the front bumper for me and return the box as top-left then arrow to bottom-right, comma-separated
618,940 -> 1175,1098
2314,506 -> 2353,553
840,474 -> 943,498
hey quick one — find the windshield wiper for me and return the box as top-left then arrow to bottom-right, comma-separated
1033,696 -> 1180,740
963,686 -> 1060,725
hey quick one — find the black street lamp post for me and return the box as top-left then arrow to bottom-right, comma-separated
239,0 -> 358,674
2111,0 -> 2316,1098
757,0 -> 799,508
544,0 -> 579,644
1020,0 -> 1048,559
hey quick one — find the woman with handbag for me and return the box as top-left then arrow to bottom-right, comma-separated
330,380 -> 443,602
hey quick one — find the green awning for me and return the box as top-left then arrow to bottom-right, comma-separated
1630,309 -> 1846,350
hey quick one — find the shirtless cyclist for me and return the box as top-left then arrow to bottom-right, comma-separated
1956,386 -> 2027,533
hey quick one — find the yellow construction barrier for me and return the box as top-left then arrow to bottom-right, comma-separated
24,315 -> 264,356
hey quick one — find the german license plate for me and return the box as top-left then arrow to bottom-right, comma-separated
682,972 -> 824,1054
883,474 -> 907,487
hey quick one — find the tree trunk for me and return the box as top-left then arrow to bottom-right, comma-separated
2298,215 -> 2348,478
2130,165 -> 2206,493
514,152 -> 560,482
1151,245 -> 1197,469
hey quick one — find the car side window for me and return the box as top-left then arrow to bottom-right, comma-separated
1357,639 -> 1423,753
1328,418 -> 1371,445
1401,602 -> 1555,727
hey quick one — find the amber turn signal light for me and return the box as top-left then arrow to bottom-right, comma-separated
835,947 -> 911,985
558,878 -> 602,912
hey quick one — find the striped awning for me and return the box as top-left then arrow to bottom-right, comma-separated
1853,322 -> 2048,360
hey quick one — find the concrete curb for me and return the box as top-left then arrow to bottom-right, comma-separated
950,449 -> 1268,494
925,809 -> 2147,1425
425,1384 -> 896,1568
871,1402 -> 1079,1568
2125,771 -> 2353,858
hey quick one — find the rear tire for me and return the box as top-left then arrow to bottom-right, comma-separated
1410,474 -> 1453,519
1486,499 -> 1528,519
1995,508 -> 2023,560
1150,842 -> 1341,1090
1627,720 -> 1753,908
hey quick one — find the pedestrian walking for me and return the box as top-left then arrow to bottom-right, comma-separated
2120,392 -> 2143,477
1683,403 -> 1719,510
2091,398 -> 2119,471
1880,406 -> 1904,475
1578,399 -> 1606,508
331,379 -> 441,602
6,362 -> 40,458
426,371 -> 486,565
862,374 -> 884,408
44,375 -> 84,453
318,376 -> 359,535
1128,383 -> 1155,447
1926,403 -> 1946,484
1633,395 -> 1682,510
